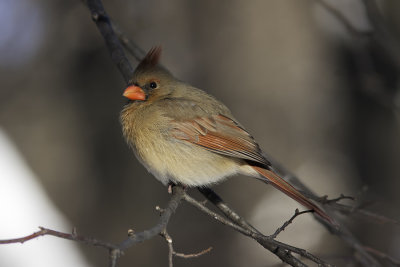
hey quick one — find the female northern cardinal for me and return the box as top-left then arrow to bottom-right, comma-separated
121,47 -> 333,224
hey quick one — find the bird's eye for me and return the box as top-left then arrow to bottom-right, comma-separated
149,82 -> 158,89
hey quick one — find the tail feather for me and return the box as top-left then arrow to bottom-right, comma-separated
252,166 -> 335,225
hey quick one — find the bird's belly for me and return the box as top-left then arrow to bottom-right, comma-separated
136,138 -> 240,187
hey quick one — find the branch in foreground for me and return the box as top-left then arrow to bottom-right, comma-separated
188,190 -> 332,267
3,184 -> 400,267
0,186 -> 326,267
0,186 -> 186,267
270,209 -> 314,239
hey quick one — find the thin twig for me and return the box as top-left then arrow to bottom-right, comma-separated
0,227 -> 118,249
109,249 -> 120,267
174,247 -> 213,259
270,209 -> 314,239
318,194 -> 355,204
160,229 -> 212,267
160,230 -> 174,267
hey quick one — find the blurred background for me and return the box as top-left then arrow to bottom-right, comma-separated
1,0 -> 400,266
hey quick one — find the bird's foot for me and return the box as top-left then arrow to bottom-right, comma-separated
167,182 -> 187,194
167,181 -> 176,194
168,184 -> 173,194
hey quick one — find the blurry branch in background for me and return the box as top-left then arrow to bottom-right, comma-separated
1,0 -> 400,266
315,0 -> 373,37
362,0 -> 400,68
83,0 -> 133,83
316,0 -> 400,115
364,246 -> 400,266
112,21 -> 146,62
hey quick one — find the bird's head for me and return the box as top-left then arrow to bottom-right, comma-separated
123,46 -> 175,102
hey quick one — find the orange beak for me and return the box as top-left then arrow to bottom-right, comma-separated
123,85 -> 146,101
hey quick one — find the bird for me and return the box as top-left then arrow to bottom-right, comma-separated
120,46 -> 333,224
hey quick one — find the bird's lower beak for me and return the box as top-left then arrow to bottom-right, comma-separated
123,85 -> 146,101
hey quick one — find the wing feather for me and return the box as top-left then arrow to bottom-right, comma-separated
171,114 -> 269,166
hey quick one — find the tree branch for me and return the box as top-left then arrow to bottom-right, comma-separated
0,227 -> 117,250
185,190 -> 333,267
270,209 -> 314,239
83,0 -> 133,83
116,186 -> 184,251
160,229 -> 212,267
112,20 -> 146,63
0,186 -> 186,267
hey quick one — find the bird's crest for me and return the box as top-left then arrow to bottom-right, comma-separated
136,46 -> 162,72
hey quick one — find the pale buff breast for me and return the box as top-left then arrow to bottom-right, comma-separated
142,137 -> 243,186
121,103 -> 244,186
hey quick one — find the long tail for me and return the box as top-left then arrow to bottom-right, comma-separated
252,166 -> 335,225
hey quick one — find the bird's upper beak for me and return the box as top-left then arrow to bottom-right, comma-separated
123,85 -> 146,101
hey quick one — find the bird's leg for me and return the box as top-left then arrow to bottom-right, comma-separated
167,181 -> 176,194
167,181 -> 187,194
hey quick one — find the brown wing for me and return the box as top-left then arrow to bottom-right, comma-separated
171,114 -> 270,166
167,102 -> 336,225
